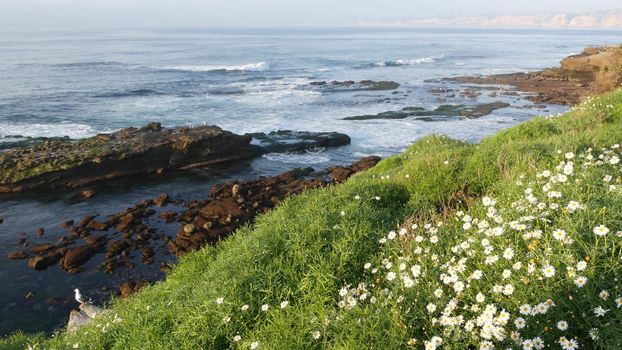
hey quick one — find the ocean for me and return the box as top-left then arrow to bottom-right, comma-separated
1,27 -> 621,335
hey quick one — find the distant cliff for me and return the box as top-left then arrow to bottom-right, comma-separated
360,10 -> 622,28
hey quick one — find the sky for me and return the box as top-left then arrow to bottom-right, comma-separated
0,0 -> 620,29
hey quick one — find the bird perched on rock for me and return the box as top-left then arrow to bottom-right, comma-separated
74,288 -> 91,305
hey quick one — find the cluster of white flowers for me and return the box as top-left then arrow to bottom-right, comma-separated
335,144 -> 622,349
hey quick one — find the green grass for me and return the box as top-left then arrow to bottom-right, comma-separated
5,89 -> 622,349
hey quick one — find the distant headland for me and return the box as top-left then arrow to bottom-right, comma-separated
360,10 -> 622,28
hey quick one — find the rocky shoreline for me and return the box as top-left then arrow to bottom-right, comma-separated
0,123 -> 351,193
434,45 -> 622,105
0,123 -> 380,296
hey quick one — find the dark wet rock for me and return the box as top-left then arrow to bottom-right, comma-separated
81,189 -> 96,199
158,211 -> 177,223
105,240 -> 130,259
247,130 -> 351,153
87,220 -> 109,231
119,280 -> 150,298
308,80 -> 400,91
0,218 -> 3,224
59,220 -> 74,229
154,193 -> 170,207
0,124 -> 262,193
30,243 -> 56,254
169,156 -> 381,256
326,156 -> 382,183
343,102 -> 510,121
78,215 -> 97,228
62,244 -> 100,272
7,251 -> 29,259
35,227 -> 45,237
27,251 -> 63,271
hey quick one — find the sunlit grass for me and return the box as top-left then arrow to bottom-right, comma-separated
4,89 -> 622,349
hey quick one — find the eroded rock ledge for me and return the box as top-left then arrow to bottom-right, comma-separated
0,124 -> 352,193
437,45 -> 622,105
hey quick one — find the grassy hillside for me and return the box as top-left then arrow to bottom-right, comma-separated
3,89 -> 622,349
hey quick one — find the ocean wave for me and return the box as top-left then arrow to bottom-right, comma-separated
354,55 -> 444,69
0,122 -> 96,139
262,152 -> 331,164
153,62 -> 270,73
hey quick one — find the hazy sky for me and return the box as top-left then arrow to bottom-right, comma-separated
1,0 -> 620,29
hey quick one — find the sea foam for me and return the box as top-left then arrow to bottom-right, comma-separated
0,122 -> 97,139
374,55 -> 444,67
155,62 -> 270,72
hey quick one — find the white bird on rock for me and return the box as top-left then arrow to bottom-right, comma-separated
74,288 -> 91,304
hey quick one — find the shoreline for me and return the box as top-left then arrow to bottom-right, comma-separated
1,44 -> 620,337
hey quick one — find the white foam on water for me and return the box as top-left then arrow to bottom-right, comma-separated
154,62 -> 270,72
375,55 -> 444,67
0,122 -> 97,139
234,77 -> 321,103
262,152 -> 331,164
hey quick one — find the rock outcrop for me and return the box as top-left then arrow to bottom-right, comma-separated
0,124 -> 357,193
307,80 -> 400,92
67,303 -> 102,333
343,102 -> 510,121
0,123 -> 261,193
248,130 -> 351,153
440,46 -> 622,105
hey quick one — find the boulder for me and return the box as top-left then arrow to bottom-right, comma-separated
62,244 -> 100,271
247,130 -> 351,153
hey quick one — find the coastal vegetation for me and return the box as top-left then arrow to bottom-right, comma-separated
2,87 -> 620,349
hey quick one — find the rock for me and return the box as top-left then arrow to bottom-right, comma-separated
0,218 -> 3,224
343,102 -> 510,121
183,224 -> 195,234
80,303 -> 102,318
7,251 -> 29,259
154,193 -> 170,207
231,184 -> 240,197
169,157 -> 381,256
0,124 -> 262,193
59,220 -> 74,229
119,280 -> 150,298
27,251 -> 62,271
105,239 -> 130,258
158,211 -> 177,223
62,244 -> 100,272
35,227 -> 45,237
81,189 -> 96,199
67,310 -> 92,333
438,45 -> 622,105
87,220 -> 109,231
247,130 -> 351,153
30,243 -> 55,254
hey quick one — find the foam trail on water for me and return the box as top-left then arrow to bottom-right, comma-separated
374,55 -> 444,67
0,122 -> 97,139
262,153 -> 331,164
154,62 -> 270,72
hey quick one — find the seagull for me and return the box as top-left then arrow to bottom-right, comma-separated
74,288 -> 91,304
